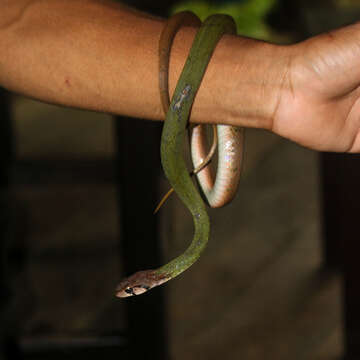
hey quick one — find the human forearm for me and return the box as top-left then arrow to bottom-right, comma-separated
0,0 -> 167,117
0,0 -> 288,129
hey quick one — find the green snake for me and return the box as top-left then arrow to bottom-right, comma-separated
116,12 -> 243,297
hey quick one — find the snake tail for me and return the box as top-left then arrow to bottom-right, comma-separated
116,13 -> 236,298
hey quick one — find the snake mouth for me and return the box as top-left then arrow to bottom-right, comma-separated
117,285 -> 149,298
115,270 -> 170,298
123,284 -> 151,297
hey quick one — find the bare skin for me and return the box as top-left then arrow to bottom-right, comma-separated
1,0 -> 360,152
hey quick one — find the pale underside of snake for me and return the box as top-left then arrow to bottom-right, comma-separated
116,12 -> 244,298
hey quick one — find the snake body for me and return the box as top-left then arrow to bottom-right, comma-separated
116,13 -> 242,298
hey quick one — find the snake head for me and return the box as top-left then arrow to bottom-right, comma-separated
115,270 -> 170,298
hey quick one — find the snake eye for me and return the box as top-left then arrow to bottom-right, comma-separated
125,287 -> 134,295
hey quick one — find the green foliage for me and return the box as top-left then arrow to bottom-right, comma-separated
334,0 -> 360,8
171,0 -> 278,40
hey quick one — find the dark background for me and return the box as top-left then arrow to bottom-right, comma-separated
1,0 -> 360,359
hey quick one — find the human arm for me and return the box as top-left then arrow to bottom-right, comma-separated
1,0 -> 360,152
0,1 -> 288,130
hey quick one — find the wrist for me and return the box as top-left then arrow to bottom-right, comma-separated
220,36 -> 293,130
170,29 -> 293,130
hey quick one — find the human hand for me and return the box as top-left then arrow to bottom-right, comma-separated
273,22 -> 360,152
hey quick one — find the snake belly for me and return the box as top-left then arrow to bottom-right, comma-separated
191,124 -> 244,207
116,14 -> 237,298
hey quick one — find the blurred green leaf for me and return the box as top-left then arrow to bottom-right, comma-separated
170,0 -> 278,40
